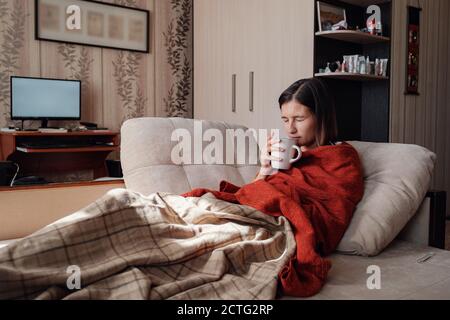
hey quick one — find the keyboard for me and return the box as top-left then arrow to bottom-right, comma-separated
18,142 -> 114,149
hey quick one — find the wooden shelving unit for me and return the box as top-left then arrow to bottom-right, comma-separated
315,30 -> 390,44
314,0 -> 392,143
315,72 -> 389,81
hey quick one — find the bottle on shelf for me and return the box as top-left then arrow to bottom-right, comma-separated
376,21 -> 383,36
358,56 -> 366,74
365,56 -> 370,75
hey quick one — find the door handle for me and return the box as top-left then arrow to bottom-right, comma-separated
232,74 -> 236,113
249,71 -> 254,112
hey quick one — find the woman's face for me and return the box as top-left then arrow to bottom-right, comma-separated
281,100 -> 318,150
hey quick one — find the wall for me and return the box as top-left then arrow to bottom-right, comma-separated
390,0 -> 450,214
0,0 -> 193,132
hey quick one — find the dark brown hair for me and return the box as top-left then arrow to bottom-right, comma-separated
278,78 -> 338,146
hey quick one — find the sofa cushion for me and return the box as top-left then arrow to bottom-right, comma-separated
337,141 -> 436,256
120,118 -> 260,195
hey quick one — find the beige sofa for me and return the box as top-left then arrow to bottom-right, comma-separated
120,117 -> 450,299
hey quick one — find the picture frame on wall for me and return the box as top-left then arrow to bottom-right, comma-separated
317,1 -> 347,32
35,0 -> 150,53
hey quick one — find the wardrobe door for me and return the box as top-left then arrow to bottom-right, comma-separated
251,0 -> 315,131
236,0 -> 261,130
194,0 -> 233,123
194,0 -> 259,128
218,0 -> 248,127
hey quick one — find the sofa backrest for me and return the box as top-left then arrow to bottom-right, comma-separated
121,117 -> 260,195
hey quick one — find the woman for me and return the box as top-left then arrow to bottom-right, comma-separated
183,78 -> 364,297
255,77 -> 339,181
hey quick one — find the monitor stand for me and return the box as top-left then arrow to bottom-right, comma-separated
39,119 -> 59,129
40,119 -> 48,129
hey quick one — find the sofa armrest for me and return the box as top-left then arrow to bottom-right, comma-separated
397,191 -> 447,249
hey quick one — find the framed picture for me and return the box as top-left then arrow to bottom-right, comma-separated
317,2 -> 347,32
35,0 -> 150,53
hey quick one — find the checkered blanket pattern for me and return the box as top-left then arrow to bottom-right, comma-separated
0,189 -> 295,300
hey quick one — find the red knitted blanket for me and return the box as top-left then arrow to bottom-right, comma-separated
182,142 -> 364,297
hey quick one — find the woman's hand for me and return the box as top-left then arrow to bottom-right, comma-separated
254,133 -> 285,181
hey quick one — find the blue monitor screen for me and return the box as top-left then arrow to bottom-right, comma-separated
11,77 -> 81,119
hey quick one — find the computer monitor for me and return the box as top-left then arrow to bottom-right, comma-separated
10,76 -> 81,128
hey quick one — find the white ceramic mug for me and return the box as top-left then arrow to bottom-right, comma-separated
271,138 -> 302,170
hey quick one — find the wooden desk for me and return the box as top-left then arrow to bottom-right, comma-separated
0,131 -> 120,179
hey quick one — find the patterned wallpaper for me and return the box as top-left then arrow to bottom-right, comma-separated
0,0 -> 193,130
162,0 -> 192,117
0,0 -> 26,124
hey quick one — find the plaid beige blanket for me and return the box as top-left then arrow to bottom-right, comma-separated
0,189 -> 295,300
